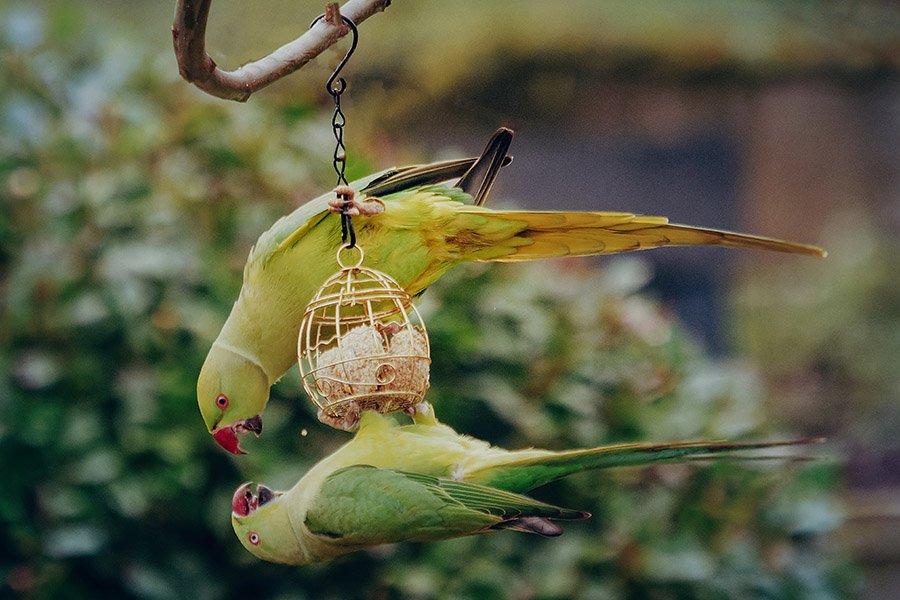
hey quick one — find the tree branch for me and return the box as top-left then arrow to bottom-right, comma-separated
172,0 -> 391,102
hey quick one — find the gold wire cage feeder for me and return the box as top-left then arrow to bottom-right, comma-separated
297,246 -> 431,419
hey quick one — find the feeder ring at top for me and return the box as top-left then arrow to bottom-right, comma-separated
336,244 -> 364,269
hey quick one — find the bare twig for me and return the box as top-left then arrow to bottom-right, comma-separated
172,0 -> 391,102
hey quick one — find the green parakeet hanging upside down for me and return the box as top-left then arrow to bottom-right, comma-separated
200,128 -> 826,453
231,409 -> 816,565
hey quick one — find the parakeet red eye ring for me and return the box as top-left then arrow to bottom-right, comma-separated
248,531 -> 260,546
216,394 -> 229,410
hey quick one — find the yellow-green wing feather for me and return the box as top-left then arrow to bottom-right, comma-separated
257,158 -> 492,270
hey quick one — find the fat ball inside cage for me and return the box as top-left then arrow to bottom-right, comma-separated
298,246 -> 430,418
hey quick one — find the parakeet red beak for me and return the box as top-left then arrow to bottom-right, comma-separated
232,482 -> 278,516
232,482 -> 255,515
212,415 -> 263,454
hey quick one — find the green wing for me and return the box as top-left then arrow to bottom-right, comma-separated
255,157 -> 488,268
362,158 -> 490,198
363,128 -> 512,200
304,465 -> 587,546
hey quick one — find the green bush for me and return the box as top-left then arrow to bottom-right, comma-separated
1,6 -> 856,599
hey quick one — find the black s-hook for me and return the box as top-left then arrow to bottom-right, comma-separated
310,13 -> 359,247
310,13 -> 359,97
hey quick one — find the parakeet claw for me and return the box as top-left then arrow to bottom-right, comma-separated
407,401 -> 438,426
328,186 -> 384,217
317,402 -> 361,432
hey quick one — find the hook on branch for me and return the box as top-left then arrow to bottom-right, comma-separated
310,9 -> 358,97
172,0 -> 390,102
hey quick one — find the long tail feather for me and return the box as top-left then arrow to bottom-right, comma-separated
453,210 -> 826,260
468,438 -> 823,494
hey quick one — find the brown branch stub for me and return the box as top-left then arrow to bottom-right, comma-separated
172,0 -> 391,102
324,2 -> 345,29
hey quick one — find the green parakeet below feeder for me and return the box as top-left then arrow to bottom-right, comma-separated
200,128 -> 826,453
231,409 -> 816,565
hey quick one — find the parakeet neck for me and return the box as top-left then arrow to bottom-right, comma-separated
282,444 -> 375,563
220,270 -> 322,382
216,296 -> 277,385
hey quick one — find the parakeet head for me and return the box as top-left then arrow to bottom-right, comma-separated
231,482 -> 306,565
197,344 -> 269,454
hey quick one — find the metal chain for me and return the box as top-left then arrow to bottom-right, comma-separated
310,12 -> 359,248
330,83 -> 355,247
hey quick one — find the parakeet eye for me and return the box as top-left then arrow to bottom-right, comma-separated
248,531 -> 260,546
215,394 -> 229,410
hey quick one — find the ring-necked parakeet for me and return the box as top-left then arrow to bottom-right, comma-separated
231,409 -> 815,565
200,128 -> 825,453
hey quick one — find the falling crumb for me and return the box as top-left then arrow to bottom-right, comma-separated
300,429 -> 308,437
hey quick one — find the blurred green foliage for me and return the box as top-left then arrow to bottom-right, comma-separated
1,4 -> 857,599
